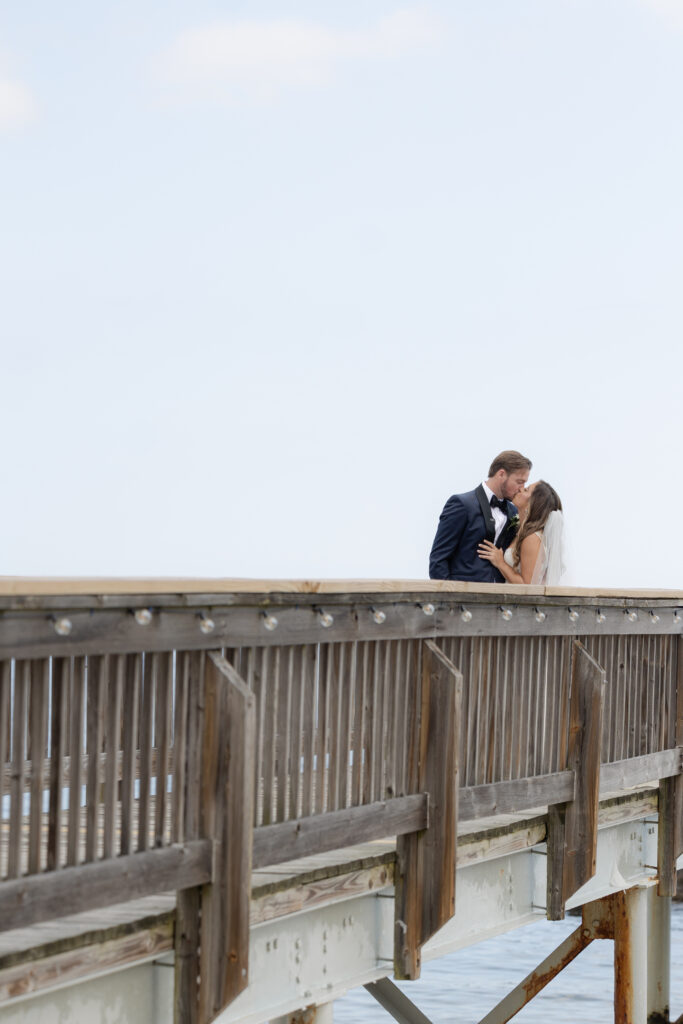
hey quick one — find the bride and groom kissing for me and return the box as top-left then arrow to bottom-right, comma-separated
429,450 -> 566,586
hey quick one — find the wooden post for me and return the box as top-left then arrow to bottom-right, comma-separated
174,651 -> 256,1024
657,635 -> 683,897
394,639 -> 461,980
547,639 -> 605,919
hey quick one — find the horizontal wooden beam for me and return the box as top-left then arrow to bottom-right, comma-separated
460,772 -> 575,821
599,748 -> 682,793
0,841 -> 213,933
1,599 -> 681,657
252,795 -> 429,870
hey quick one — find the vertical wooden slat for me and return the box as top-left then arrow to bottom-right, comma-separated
8,661 -> 29,879
275,647 -> 293,822
47,658 -> 68,872
0,662 -> 10,877
28,659 -> 48,875
300,645 -> 316,818
120,653 -> 141,855
155,652 -> 173,846
260,647 -> 278,825
390,640 -> 404,798
657,634 -> 683,897
138,652 -> 154,852
370,642 -> 384,803
172,652 -> 189,844
359,642 -> 372,806
327,644 -> 343,812
66,657 -> 85,868
85,655 -> 105,863
288,647 -> 304,820
102,655 -> 123,860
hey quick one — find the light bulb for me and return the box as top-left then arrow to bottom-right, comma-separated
500,607 -> 513,622
596,610 -> 607,624
422,603 -> 435,617
568,609 -> 579,623
134,608 -> 152,626
319,611 -> 334,628
674,612 -> 682,626
263,614 -> 278,631
650,612 -> 660,625
53,617 -> 72,637
534,609 -> 546,623
372,609 -> 386,624
626,610 -> 638,623
460,607 -> 473,623
199,616 -> 215,634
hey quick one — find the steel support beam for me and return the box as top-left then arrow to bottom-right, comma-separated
364,978 -> 433,1024
647,888 -> 670,1024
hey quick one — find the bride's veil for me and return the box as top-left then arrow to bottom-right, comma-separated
531,510 -> 567,585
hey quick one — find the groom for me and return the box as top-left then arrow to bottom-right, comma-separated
429,450 -> 532,582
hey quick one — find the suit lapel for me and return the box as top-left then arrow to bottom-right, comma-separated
475,485 -> 496,543
496,503 -> 518,549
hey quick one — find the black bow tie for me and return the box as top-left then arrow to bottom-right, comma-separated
490,495 -> 507,512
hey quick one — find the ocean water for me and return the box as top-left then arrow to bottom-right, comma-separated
335,902 -> 683,1023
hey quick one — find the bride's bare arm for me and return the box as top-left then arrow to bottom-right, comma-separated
519,533 -> 542,584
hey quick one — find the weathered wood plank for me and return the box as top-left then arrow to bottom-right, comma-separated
460,772 -> 575,821
547,640 -> 605,920
0,841 -> 212,933
8,662 -> 29,878
395,640 -> 461,980
120,654 -> 140,856
28,659 -> 48,875
252,794 -> 429,870
198,652 -> 255,1023
85,656 -> 105,862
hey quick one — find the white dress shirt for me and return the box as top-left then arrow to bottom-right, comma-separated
482,481 -> 507,543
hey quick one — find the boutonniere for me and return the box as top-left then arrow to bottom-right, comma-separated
508,514 -> 519,531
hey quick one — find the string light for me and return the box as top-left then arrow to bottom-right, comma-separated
500,607 -> 513,622
199,615 -> 215,634
568,608 -> 579,623
650,611 -> 660,625
53,617 -> 72,637
319,611 -> 334,628
674,612 -> 682,626
263,614 -> 278,631
371,609 -> 386,624
134,608 -> 152,626
626,610 -> 638,623
421,603 -> 435,616
460,607 -> 473,623
596,610 -> 607,624
534,609 -> 546,623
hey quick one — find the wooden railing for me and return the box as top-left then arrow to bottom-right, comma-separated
0,581 -> 681,1022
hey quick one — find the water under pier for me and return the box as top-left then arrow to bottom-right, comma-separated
0,578 -> 681,1024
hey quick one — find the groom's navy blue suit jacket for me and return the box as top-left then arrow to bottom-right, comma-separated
429,485 -> 518,583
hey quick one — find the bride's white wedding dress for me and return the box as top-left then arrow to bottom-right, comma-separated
504,511 -> 567,585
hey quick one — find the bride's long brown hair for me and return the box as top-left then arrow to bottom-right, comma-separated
512,480 -> 563,570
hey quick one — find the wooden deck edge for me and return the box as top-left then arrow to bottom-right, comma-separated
0,914 -> 174,1005
0,787 -> 664,1007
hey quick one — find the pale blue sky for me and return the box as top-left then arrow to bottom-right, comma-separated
2,1 -> 682,587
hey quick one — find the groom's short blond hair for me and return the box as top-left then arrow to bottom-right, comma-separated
488,450 -> 533,476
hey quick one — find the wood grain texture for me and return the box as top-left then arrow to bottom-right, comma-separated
395,640 -> 461,981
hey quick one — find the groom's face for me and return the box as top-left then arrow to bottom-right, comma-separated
502,469 -> 529,501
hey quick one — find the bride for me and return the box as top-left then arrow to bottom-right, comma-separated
477,480 -> 566,585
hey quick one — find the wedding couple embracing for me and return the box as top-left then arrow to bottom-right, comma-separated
429,450 -> 566,585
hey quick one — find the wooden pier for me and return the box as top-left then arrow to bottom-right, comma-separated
0,578 -> 681,1024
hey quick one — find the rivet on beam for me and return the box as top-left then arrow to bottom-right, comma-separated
460,606 -> 473,623
52,616 -> 73,637
650,611 -> 660,625
198,613 -> 215,634
262,613 -> 279,632
371,608 -> 387,624
134,608 -> 153,626
500,606 -> 513,622
421,603 -> 435,617
626,609 -> 639,623
318,611 -> 334,628
568,608 -> 579,623
596,609 -> 607,624
534,608 -> 546,623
